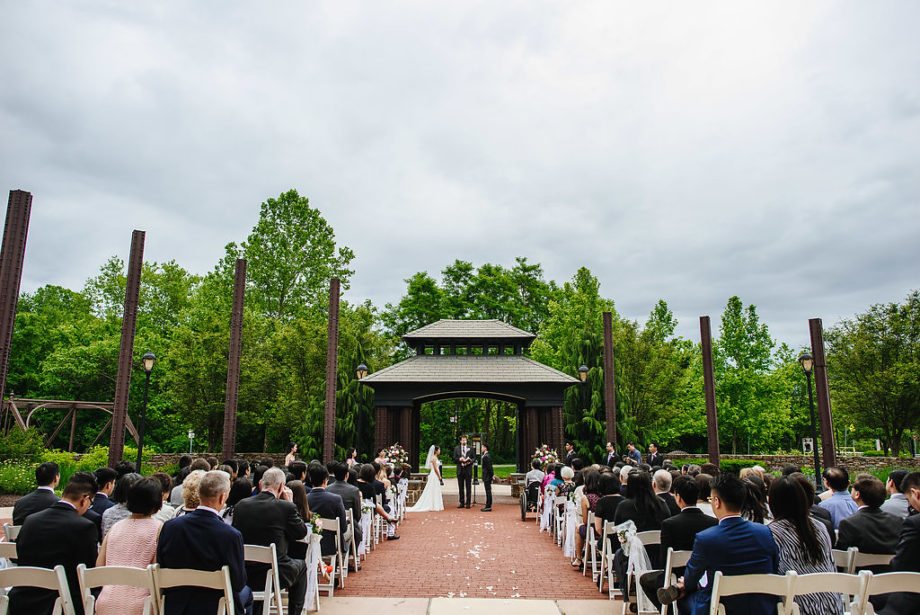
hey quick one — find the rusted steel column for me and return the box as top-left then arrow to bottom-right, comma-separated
374,407 -> 387,454
108,230 -> 145,467
602,311 -> 618,447
700,316 -> 720,466
221,259 -> 246,461
809,318 -> 837,469
323,278 -> 340,462
0,190 -> 32,406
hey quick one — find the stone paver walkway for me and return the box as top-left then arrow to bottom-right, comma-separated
336,490 -> 608,600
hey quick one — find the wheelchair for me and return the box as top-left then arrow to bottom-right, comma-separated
520,480 -> 541,520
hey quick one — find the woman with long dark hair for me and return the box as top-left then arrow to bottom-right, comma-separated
768,476 -> 843,615
614,471 -> 669,531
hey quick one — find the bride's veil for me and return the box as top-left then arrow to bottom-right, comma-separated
424,445 -> 437,469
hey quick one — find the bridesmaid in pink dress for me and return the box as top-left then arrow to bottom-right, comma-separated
94,477 -> 164,615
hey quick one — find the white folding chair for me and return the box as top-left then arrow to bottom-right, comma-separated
833,548 -> 856,573
785,570 -> 870,615
0,564 -> 76,615
597,520 -> 620,594
582,511 -> 599,580
397,481 -> 408,522
152,564 -> 235,615
0,542 -> 16,562
614,530 -> 661,606
660,548 -> 692,615
344,509 -> 358,574
315,518 -> 345,595
554,500 -> 566,546
77,563 -> 158,615
859,572 -> 920,615
2,525 -> 20,543
708,571 -> 792,615
849,551 -> 895,575
243,544 -> 283,615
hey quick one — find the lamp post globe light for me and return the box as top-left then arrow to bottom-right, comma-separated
798,352 -> 821,490
577,364 -> 589,382
136,352 -> 156,472
356,363 -> 368,380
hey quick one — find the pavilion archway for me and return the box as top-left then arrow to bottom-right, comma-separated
360,320 -> 579,471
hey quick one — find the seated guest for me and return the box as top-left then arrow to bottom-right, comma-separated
789,473 -> 835,547
879,471 -> 920,614
653,469 -> 680,516
355,464 -> 399,529
233,468 -> 307,615
306,461 -> 351,556
10,472 -> 98,615
880,469 -> 910,518
12,461 -> 60,525
836,473 -> 903,572
289,461 -> 308,487
236,459 -> 251,480
555,466 -> 576,500
91,467 -> 117,516
150,472 -> 177,523
157,470 -> 253,615
174,469 -> 207,517
326,461 -> 363,553
639,475 -> 718,611
700,462 -> 720,476
101,472 -> 142,537
170,458 -> 209,505
287,480 -> 312,559
220,477 -> 254,525
95,477 -> 163,615
741,475 -> 769,523
114,460 -> 136,478
659,474 -> 779,615
612,471 -> 671,587
525,459 -> 545,486
540,463 -> 557,494
574,471 -> 621,568
618,465 -> 635,497
768,475 -> 843,615
695,474 -> 715,517
819,467 -> 857,529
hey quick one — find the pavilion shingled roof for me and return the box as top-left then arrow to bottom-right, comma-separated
360,355 -> 578,384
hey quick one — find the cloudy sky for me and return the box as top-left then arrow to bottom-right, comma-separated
2,2 -> 918,347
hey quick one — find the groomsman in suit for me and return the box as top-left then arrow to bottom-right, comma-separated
306,462 -> 349,556
233,468 -> 307,615
453,435 -> 473,509
480,443 -> 494,512
91,467 -> 117,516
647,442 -> 663,467
12,462 -> 60,525
157,471 -> 253,615
563,441 -> 577,467
10,471 -> 98,615
881,471 -> 920,614
326,462 -> 363,553
604,442 -> 620,467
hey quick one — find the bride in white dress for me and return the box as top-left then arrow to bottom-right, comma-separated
407,445 -> 444,512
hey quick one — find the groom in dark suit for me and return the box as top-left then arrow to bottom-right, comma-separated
453,435 -> 473,508
480,442 -> 493,512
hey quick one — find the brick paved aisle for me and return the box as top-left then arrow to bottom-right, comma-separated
336,491 -> 607,600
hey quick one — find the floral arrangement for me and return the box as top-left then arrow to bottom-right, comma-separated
310,513 -> 324,535
382,443 -> 412,472
532,444 -> 559,466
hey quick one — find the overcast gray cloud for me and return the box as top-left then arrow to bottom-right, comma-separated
1,1 -> 918,348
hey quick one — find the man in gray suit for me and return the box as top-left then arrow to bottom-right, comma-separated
326,461 -> 362,555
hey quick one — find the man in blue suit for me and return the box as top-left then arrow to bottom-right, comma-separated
157,470 -> 253,615
659,473 -> 779,615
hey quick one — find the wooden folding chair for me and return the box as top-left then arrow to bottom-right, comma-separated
0,564 -> 76,615
151,564 -> 235,615
660,548 -> 692,615
243,544 -> 283,615
2,525 -> 20,543
708,571 -> 792,615
77,563 -> 158,615
859,572 -> 920,615
785,570 -> 870,615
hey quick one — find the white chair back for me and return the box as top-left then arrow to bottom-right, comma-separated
345,509 -> 358,572
243,544 -> 283,615
77,563 -> 158,615
0,564 -> 76,615
850,551 -> 894,574
785,570 -> 869,615
636,530 -> 661,546
709,571 -> 792,615
660,548 -> 692,615
316,518 -> 343,596
152,564 -> 234,615
2,525 -> 20,542
832,548 -> 855,572
860,571 -> 920,614
0,542 -> 16,561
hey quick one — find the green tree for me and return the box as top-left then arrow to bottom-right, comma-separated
826,290 -> 920,455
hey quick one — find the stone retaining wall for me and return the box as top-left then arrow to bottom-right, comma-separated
664,453 -> 920,473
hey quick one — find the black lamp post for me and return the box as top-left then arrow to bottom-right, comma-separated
578,364 -> 589,411
136,352 -> 156,472
799,352 -> 821,490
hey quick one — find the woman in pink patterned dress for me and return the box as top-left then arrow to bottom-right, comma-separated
94,477 -> 163,615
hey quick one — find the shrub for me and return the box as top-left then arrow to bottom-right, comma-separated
0,460 -> 37,494
720,459 -> 760,475
862,450 -> 885,457
0,429 -> 44,462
